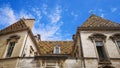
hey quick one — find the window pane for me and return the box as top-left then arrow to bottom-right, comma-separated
97,46 -> 106,60
54,45 -> 60,54
6,42 -> 15,57
56,47 -> 59,54
95,41 -> 103,46
95,41 -> 108,61
117,41 -> 120,48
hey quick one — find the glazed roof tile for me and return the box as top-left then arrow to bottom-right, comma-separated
38,41 -> 73,55
79,14 -> 120,30
0,19 -> 28,36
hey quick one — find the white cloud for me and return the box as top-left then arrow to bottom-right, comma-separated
0,4 -> 65,41
71,11 -> 78,21
32,8 -> 42,22
49,6 -> 62,23
88,9 -> 103,14
111,8 -> 117,12
100,13 -> 104,17
33,5 -> 64,41
19,10 -> 34,19
88,9 -> 94,13
0,5 -> 17,25
88,9 -> 105,17
0,5 -> 34,28
33,21 -> 63,41
42,4 -> 48,15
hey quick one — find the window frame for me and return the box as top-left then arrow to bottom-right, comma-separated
5,35 -> 20,58
116,41 -> 120,49
89,33 -> 110,63
54,44 -> 60,54
6,41 -> 16,58
95,41 -> 109,62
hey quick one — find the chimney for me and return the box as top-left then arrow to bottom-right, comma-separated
24,19 -> 35,30
34,34 -> 41,42
72,34 -> 76,40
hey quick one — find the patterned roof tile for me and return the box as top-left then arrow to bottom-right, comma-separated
0,19 -> 28,36
38,41 -> 73,55
80,14 -> 120,28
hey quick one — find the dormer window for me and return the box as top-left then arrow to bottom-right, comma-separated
54,44 -> 60,54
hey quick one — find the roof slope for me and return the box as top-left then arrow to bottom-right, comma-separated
0,19 -> 28,36
79,14 -> 120,30
38,41 -> 73,55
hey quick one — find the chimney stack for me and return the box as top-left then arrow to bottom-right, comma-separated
24,19 -> 35,30
34,34 -> 41,42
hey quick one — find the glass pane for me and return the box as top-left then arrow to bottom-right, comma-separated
55,47 -> 59,54
6,42 -> 15,57
95,41 -> 103,46
95,41 -> 108,61
117,41 -> 120,48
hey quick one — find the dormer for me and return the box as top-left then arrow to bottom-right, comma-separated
53,44 -> 61,54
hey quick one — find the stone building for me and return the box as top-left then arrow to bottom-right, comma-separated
72,14 -> 120,68
0,18 -> 80,68
0,14 -> 120,68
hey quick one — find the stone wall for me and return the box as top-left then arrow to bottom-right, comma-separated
17,57 -> 40,68
17,58 -> 82,68
80,31 -> 120,68
0,58 -> 18,68
63,59 -> 81,68
0,31 -> 27,58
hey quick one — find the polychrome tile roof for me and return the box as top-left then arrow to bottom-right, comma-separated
38,41 -> 73,55
80,14 -> 120,28
0,19 -> 28,36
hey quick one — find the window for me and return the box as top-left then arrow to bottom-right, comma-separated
6,35 -> 20,58
30,46 -> 34,56
95,41 -> 108,61
55,46 -> 59,53
54,45 -> 60,54
6,42 -> 15,57
117,41 -> 120,49
89,33 -> 110,63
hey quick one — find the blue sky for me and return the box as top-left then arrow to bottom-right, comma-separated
0,0 -> 120,41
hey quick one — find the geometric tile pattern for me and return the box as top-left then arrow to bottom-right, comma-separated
38,41 -> 73,55
0,19 -> 28,36
81,14 -> 120,28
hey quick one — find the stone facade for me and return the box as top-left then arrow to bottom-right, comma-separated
73,14 -> 120,68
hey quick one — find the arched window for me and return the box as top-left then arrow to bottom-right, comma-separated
89,33 -> 110,63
